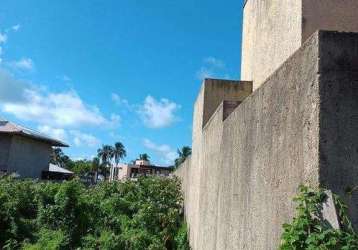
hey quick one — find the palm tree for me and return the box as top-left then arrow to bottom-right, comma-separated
109,142 -> 127,182
114,142 -> 126,166
97,145 -> 114,165
139,153 -> 150,161
92,157 -> 100,184
51,147 -> 64,166
50,147 -> 72,168
97,145 -> 114,180
175,146 -> 192,168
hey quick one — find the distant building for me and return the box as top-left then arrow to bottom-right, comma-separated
0,120 -> 68,179
109,159 -> 174,181
42,163 -> 74,181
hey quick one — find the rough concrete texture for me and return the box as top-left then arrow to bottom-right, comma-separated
241,0 -> 302,90
241,0 -> 358,91
0,134 -> 12,170
176,31 -> 358,249
184,79 -> 252,250
322,191 -> 340,230
302,0 -> 358,42
7,135 -> 52,178
200,79 -> 253,128
318,31 -> 358,229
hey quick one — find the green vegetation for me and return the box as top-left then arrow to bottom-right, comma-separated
51,143 -> 191,181
139,154 -> 151,162
0,176 -> 190,250
50,141 -> 128,183
280,185 -> 358,250
174,147 -> 191,168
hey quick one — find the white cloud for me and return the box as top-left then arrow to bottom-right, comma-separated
204,57 -> 225,68
69,130 -> 100,147
2,89 -> 108,128
0,33 -> 7,44
37,125 -> 68,142
11,58 -> 34,71
196,67 -> 213,80
111,93 -> 130,107
0,70 -> 111,128
196,56 -> 230,81
143,138 -> 177,164
138,95 -> 180,128
37,126 -> 100,148
109,113 -> 121,127
62,75 -> 71,82
0,69 -> 29,103
0,47 -> 3,56
12,25 -> 20,32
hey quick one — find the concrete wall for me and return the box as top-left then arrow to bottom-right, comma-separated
116,164 -> 130,180
317,31 -> 358,228
0,134 -> 12,171
241,0 -> 358,91
302,0 -> 358,42
241,0 -> 302,90
7,135 -> 52,178
184,79 -> 252,249
177,31 -> 358,249
200,79 -> 252,127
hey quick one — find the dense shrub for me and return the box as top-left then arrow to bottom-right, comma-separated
0,176 -> 190,250
280,185 -> 358,250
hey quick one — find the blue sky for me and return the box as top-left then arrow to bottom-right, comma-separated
0,0 -> 245,165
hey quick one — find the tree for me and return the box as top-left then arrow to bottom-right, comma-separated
97,145 -> 114,180
175,146 -> 192,168
70,160 -> 92,175
0,177 -> 190,249
139,153 -> 150,161
113,142 -> 126,166
92,157 -> 100,184
50,148 -> 72,168
97,145 -> 114,166
50,148 -> 63,164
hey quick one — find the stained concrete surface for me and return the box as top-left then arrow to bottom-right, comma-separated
176,31 -> 358,249
241,0 -> 358,91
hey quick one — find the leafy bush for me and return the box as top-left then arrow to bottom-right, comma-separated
280,185 -> 358,250
0,176 -> 190,250
174,222 -> 190,250
22,229 -> 69,250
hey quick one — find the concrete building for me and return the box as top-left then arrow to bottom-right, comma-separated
176,1 -> 358,249
241,0 -> 358,90
0,120 -> 68,179
109,159 -> 173,181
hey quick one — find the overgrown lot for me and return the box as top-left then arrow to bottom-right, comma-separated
280,186 -> 358,250
0,176 -> 189,250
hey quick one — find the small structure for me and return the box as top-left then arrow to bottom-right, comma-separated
0,120 -> 68,179
42,163 -> 74,181
109,159 -> 173,181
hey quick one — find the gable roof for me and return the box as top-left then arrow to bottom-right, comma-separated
0,120 -> 68,147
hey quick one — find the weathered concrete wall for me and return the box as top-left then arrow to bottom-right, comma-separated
177,31 -> 358,249
7,135 -> 52,178
241,0 -> 358,91
241,0 -> 302,90
187,79 -> 252,249
200,79 -> 252,127
302,0 -> 358,42
317,31 -> 358,228
0,134 -> 12,171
